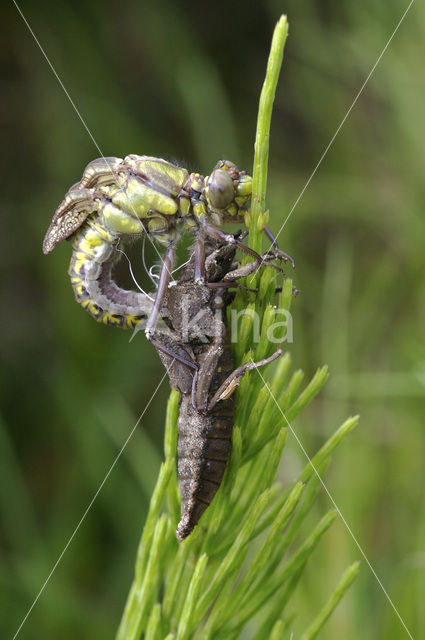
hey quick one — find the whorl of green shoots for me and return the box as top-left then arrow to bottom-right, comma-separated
117,15 -> 359,640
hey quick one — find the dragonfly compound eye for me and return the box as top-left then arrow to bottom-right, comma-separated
207,169 -> 234,210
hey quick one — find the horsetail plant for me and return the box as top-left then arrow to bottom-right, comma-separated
117,16 -> 359,639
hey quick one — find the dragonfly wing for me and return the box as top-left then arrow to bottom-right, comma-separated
42,187 -> 97,254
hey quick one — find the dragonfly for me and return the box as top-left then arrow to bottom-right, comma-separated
42,155 -> 293,338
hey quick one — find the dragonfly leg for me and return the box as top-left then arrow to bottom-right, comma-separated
144,243 -> 202,380
194,232 -> 206,284
201,222 -> 284,274
145,243 -> 176,338
222,258 -> 266,282
263,226 -> 295,267
149,335 -> 198,372
150,328 -> 198,396
203,281 -> 257,293
203,244 -> 286,291
207,349 -> 282,411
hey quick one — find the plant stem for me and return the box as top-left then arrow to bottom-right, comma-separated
250,15 -> 289,255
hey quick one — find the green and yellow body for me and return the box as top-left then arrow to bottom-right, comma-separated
43,155 -> 252,326
68,217 -> 154,328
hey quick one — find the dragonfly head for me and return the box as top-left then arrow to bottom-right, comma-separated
205,160 -> 252,223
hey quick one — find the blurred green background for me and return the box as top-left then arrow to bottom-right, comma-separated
2,0 -> 424,638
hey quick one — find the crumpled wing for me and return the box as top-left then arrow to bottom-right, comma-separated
43,156 -> 122,254
42,187 -> 97,254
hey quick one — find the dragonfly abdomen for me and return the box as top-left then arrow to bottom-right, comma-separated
68,217 -> 152,328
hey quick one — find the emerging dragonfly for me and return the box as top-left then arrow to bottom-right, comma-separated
42,155 -> 292,338
42,154 -> 291,540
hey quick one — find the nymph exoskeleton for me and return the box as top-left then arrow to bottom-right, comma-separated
152,238 -> 282,540
42,155 -> 293,332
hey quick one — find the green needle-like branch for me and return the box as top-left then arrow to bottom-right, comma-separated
300,562 -> 361,640
250,15 -> 289,255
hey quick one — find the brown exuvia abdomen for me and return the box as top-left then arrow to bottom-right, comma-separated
176,393 -> 234,541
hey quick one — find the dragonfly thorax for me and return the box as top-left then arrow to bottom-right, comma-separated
43,155 -> 252,255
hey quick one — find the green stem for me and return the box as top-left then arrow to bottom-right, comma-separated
250,15 -> 289,255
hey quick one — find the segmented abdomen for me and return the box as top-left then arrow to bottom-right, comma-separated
68,216 -> 152,328
176,340 -> 234,541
